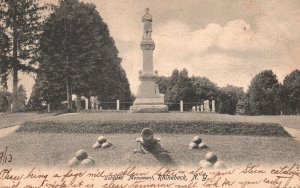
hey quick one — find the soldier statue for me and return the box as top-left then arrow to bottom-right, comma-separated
142,8 -> 152,40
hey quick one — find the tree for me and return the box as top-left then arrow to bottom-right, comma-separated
0,0 -> 45,112
155,76 -> 169,94
281,70 -> 300,115
0,27 -> 9,89
97,58 -> 133,109
26,84 -> 44,111
0,89 -> 11,112
191,76 -> 219,102
236,93 -> 250,115
15,85 -> 27,111
165,69 -> 195,110
35,0 -> 132,111
27,71 -> 66,111
164,69 -> 180,110
248,70 -> 280,115
218,85 -> 244,115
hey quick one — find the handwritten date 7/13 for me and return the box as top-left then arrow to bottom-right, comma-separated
0,146 -> 13,165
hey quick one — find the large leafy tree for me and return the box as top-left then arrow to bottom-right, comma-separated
0,0 -> 45,112
27,71 -> 66,111
0,27 -> 9,89
165,69 -> 195,110
248,70 -> 280,115
0,27 -> 9,90
97,57 -> 132,109
155,76 -> 169,95
0,27 -> 10,113
191,76 -> 219,101
164,69 -> 180,110
281,70 -> 300,114
236,93 -> 250,115
0,89 -> 11,112
0,85 -> 27,112
218,85 -> 244,115
34,0 -> 131,110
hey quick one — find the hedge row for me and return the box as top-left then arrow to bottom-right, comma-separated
17,120 -> 290,137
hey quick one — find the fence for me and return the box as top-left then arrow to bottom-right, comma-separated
48,99 -> 216,113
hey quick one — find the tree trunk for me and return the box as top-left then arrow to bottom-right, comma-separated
12,0 -> 18,112
66,78 -> 72,110
12,68 -> 18,112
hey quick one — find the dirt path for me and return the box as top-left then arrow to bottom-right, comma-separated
0,112 -> 56,129
283,126 -> 300,142
0,125 -> 20,138
0,112 -> 56,137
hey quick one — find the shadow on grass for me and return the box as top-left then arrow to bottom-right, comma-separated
151,151 -> 177,167
149,143 -> 177,167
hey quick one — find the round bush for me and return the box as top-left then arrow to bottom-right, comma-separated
199,142 -> 208,149
92,142 -> 101,149
68,157 -> 80,168
188,142 -> 198,150
97,135 -> 107,144
75,150 -> 88,161
205,152 -> 218,164
192,136 -> 202,144
214,161 -> 227,169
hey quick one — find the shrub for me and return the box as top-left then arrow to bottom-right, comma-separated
17,119 -> 290,137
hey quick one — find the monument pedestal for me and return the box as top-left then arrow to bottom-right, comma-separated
130,104 -> 168,113
130,38 -> 168,113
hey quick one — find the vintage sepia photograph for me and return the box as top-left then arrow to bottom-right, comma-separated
0,0 -> 299,187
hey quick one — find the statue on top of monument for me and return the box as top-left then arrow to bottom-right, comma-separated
142,8 -> 152,40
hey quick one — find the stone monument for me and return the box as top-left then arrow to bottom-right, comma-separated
130,8 -> 168,113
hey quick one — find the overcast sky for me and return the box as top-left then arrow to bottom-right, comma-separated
9,0 -> 300,97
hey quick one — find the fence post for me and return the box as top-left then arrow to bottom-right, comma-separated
91,97 -> 94,110
117,100 -> 120,110
47,103 -> 51,113
85,98 -> 89,110
212,100 -> 215,112
180,100 -> 183,112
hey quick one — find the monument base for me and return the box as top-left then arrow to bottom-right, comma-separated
130,104 -> 168,113
133,97 -> 165,105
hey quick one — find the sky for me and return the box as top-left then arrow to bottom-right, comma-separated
7,0 -> 300,97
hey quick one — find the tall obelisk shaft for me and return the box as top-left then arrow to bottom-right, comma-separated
141,40 -> 155,74
136,40 -> 157,98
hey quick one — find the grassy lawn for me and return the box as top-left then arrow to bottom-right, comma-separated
24,111 -> 300,123
1,112 -> 299,168
17,112 -> 293,137
0,132 -> 299,168
0,112 -> 55,129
